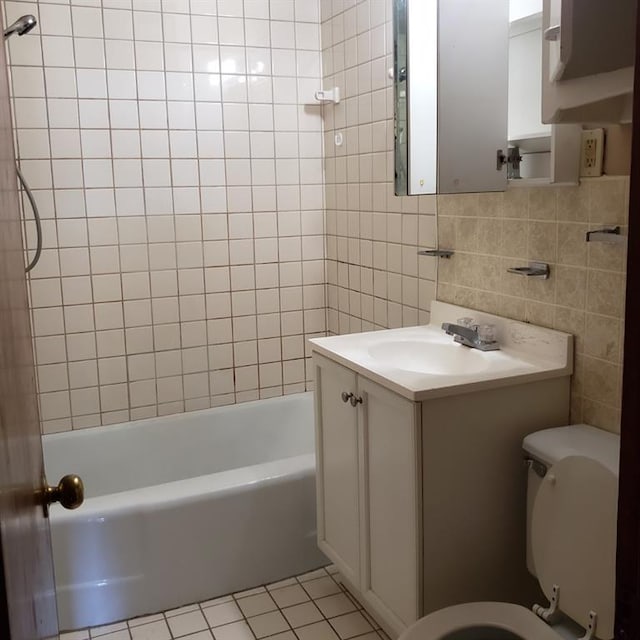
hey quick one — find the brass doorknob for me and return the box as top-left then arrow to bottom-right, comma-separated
45,474 -> 84,510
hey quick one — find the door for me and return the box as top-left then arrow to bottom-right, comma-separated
358,377 -> 422,635
0,8 -> 58,638
313,354 -> 361,587
615,7 -> 640,637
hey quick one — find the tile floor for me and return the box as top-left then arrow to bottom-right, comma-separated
60,566 -> 391,640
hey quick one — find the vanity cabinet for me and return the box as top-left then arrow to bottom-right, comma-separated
314,358 -> 360,587
314,355 -> 421,630
313,351 -> 571,638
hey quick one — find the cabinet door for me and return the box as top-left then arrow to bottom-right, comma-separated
437,0 -> 509,193
358,378 -> 422,634
313,355 -> 361,587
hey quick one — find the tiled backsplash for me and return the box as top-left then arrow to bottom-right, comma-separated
437,179 -> 629,433
6,0 -> 326,432
320,0 -> 439,336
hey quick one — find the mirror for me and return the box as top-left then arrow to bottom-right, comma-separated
394,0 -> 510,195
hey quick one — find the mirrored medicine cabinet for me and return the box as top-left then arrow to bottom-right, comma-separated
394,0 -> 581,196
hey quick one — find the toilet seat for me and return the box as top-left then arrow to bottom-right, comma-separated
399,602 -> 562,640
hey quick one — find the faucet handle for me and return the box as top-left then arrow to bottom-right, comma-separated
477,323 -> 497,343
456,316 -> 475,328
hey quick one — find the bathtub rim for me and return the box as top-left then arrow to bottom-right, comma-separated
43,391 -> 314,444
49,452 -> 316,521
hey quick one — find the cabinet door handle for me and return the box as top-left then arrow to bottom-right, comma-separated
349,395 -> 363,407
341,391 -> 354,403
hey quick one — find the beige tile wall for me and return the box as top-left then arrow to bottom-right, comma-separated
320,0 -> 439,335
437,178 -> 629,433
6,0 -> 326,432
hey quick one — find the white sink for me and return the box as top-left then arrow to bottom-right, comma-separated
368,340 -> 491,376
309,301 -> 574,401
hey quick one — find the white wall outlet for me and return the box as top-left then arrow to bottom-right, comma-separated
580,128 -> 605,177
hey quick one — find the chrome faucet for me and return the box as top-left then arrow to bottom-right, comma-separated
441,322 -> 500,351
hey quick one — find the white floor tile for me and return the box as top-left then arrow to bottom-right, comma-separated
212,620 -> 256,640
294,621 -> 340,640
201,595 -> 234,608
167,611 -> 209,638
264,634 -> 296,640
234,586 -> 267,599
281,602 -> 323,629
329,612 -> 373,639
360,611 -> 381,631
297,568 -> 329,583
129,614 -> 165,628
90,623 -> 128,638
129,620 -> 171,640
61,631 -> 89,640
266,577 -> 297,591
314,594 -> 357,618
236,593 -> 278,617
166,604 -> 201,618
180,632 -> 214,640
342,591 -> 363,611
91,632 -> 130,640
301,576 -> 341,600
81,565 -> 382,640
270,584 -> 310,608
203,602 -> 244,628
246,611 -> 290,639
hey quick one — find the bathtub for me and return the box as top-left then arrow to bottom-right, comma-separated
43,392 -> 326,631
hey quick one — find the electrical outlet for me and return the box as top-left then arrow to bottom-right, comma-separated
580,128 -> 605,177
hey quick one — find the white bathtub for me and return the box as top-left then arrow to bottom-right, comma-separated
43,392 -> 326,631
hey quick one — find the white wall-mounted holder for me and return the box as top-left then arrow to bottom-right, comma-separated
315,87 -> 340,104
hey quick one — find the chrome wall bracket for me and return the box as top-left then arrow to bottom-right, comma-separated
418,249 -> 454,259
586,226 -> 625,244
507,262 -> 550,279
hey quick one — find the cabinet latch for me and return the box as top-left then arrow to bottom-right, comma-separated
497,147 -> 523,179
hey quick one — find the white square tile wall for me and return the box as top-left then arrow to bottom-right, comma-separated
320,0 -> 438,336
5,0 -> 326,432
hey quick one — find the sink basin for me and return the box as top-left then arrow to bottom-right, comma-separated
368,340 -> 491,376
309,301 -> 573,401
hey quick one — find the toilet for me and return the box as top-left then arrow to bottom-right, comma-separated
400,424 -> 620,640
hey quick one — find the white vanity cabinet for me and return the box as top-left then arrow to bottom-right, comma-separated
311,303 -> 573,638
313,356 -> 361,588
314,355 -> 422,632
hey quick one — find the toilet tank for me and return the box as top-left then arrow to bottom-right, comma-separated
522,424 -> 620,576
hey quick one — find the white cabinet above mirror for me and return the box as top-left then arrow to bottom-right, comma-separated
541,0 -> 636,124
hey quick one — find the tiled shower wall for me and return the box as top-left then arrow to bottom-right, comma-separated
5,0 -> 326,432
320,0 -> 439,335
437,179 -> 629,434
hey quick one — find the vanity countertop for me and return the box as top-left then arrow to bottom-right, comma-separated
309,301 -> 573,401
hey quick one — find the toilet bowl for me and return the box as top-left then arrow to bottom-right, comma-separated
400,425 -> 620,640
398,602 -> 563,639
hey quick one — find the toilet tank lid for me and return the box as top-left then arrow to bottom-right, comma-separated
523,424 -> 620,475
